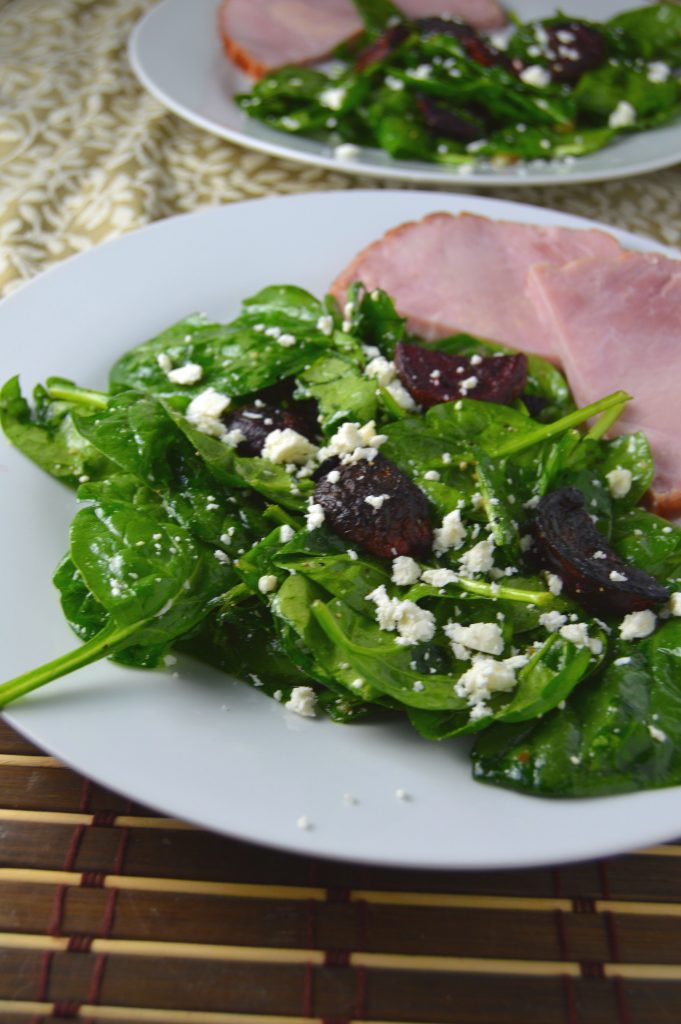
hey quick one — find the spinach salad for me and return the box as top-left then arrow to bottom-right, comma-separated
236,1 -> 681,168
1,280 -> 680,800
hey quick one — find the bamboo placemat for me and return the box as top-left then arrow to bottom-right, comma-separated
2,718 -> 681,1024
3,1 -> 681,1022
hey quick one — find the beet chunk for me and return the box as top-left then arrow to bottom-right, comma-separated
315,455 -> 432,559
395,342 -> 527,409
223,403 -> 318,457
415,94 -> 485,143
415,18 -> 513,71
539,22 -> 607,84
355,23 -> 411,71
533,487 -> 669,616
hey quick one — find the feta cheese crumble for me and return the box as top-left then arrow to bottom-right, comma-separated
459,539 -> 494,576
185,388 -> 231,438
455,657 -> 520,720
366,585 -> 436,646
285,686 -> 317,718
157,352 -> 172,373
334,142 -> 360,161
649,724 -> 667,743
319,86 -> 346,110
609,570 -> 628,583
433,509 -> 466,556
306,503 -> 325,530
257,574 -> 278,595
519,65 -> 551,87
316,314 -> 334,336
559,623 -> 602,655
606,466 -> 633,499
539,610 -> 567,633
423,470 -> 440,482
391,556 -> 421,586
167,362 -> 203,386
619,609 -> 656,641
365,493 -> 390,510
420,568 -> 458,588
609,100 -> 636,128
262,428 -> 318,465
318,420 -> 387,465
444,621 -> 504,656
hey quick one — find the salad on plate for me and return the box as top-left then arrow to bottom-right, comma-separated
233,0 -> 681,168
1,269 -> 680,802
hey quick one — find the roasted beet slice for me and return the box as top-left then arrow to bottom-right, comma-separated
533,487 -> 669,616
539,22 -> 607,84
315,454 -> 432,559
415,95 -> 485,143
355,23 -> 411,71
395,342 -> 527,409
415,18 -> 513,71
223,403 -> 318,457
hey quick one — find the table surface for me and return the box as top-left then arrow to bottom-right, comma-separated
2,1 -> 681,1022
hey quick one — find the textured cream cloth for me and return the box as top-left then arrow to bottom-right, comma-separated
1,0 -> 680,299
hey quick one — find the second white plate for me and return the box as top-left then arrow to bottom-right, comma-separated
129,0 -> 681,188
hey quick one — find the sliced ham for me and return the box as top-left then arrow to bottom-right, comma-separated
331,212 -> 622,359
527,253 -> 681,519
218,0 -> 507,78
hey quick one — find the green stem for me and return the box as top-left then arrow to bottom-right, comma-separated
455,578 -> 554,605
585,400 -> 627,441
46,379 -> 108,410
311,601 -> 397,657
263,505 -> 303,530
0,619 -> 140,709
490,390 -> 631,459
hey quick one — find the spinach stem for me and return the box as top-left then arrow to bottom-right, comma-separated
456,578 -> 554,605
490,391 -> 631,458
585,400 -> 627,441
0,620 -> 140,709
46,379 -> 108,410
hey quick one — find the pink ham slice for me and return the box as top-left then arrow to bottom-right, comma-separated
218,0 -> 507,78
527,252 -> 681,519
331,212 -> 622,359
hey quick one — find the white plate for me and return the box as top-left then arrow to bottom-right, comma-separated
1,190 -> 680,870
129,0 -> 681,188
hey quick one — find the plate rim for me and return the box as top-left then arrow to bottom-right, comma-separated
128,0 -> 681,189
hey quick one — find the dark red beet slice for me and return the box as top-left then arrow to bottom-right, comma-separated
315,454 -> 432,559
355,23 -> 411,71
223,403 -> 318,457
533,487 -> 669,616
415,18 -> 513,71
394,342 -> 527,409
540,22 -> 607,84
415,94 -> 485,143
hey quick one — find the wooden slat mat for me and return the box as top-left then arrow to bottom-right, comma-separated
2,723 -> 681,1024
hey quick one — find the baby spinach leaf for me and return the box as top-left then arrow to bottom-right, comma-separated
296,354 -> 377,434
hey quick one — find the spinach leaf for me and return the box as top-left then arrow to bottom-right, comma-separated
608,4 -> 681,63
295,353 -> 378,434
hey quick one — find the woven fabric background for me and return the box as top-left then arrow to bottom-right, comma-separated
2,1 -> 681,1022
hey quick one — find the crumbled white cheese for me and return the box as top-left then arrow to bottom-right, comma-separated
445,621 -> 504,656
395,788 -> 410,800
167,362 -> 203,386
185,387 -> 231,438
326,469 -> 340,484
316,314 -> 334,336
609,100 -> 636,128
277,333 -> 296,348
223,427 -> 246,448
258,574 -> 278,595
214,550 -> 230,564
667,593 -> 681,617
391,556 -> 421,586
319,86 -> 347,110
592,550 -> 607,560
647,61 -> 670,84
539,610 -> 567,633
459,538 -> 495,576
157,352 -> 173,373
318,420 -> 387,465
423,470 -> 440,482
412,680 -> 425,693
346,549 -> 358,561
420,568 -> 458,588
280,525 -> 295,543
606,466 -> 633,499
366,585 -> 436,646
455,657 -> 520,720
285,686 -> 317,718
334,142 -> 360,161
306,503 -> 325,530
385,379 -> 417,411
433,509 -> 466,556
649,724 -> 667,743
297,815 -> 312,830
365,493 -> 390,510
524,494 -> 540,510
459,375 -> 479,395
519,64 -> 552,87
262,428 -> 318,465
614,656 -> 632,667
365,356 -> 396,387
619,609 -> 656,641
609,570 -> 628,583
410,63 -> 432,80
559,622 -> 602,654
